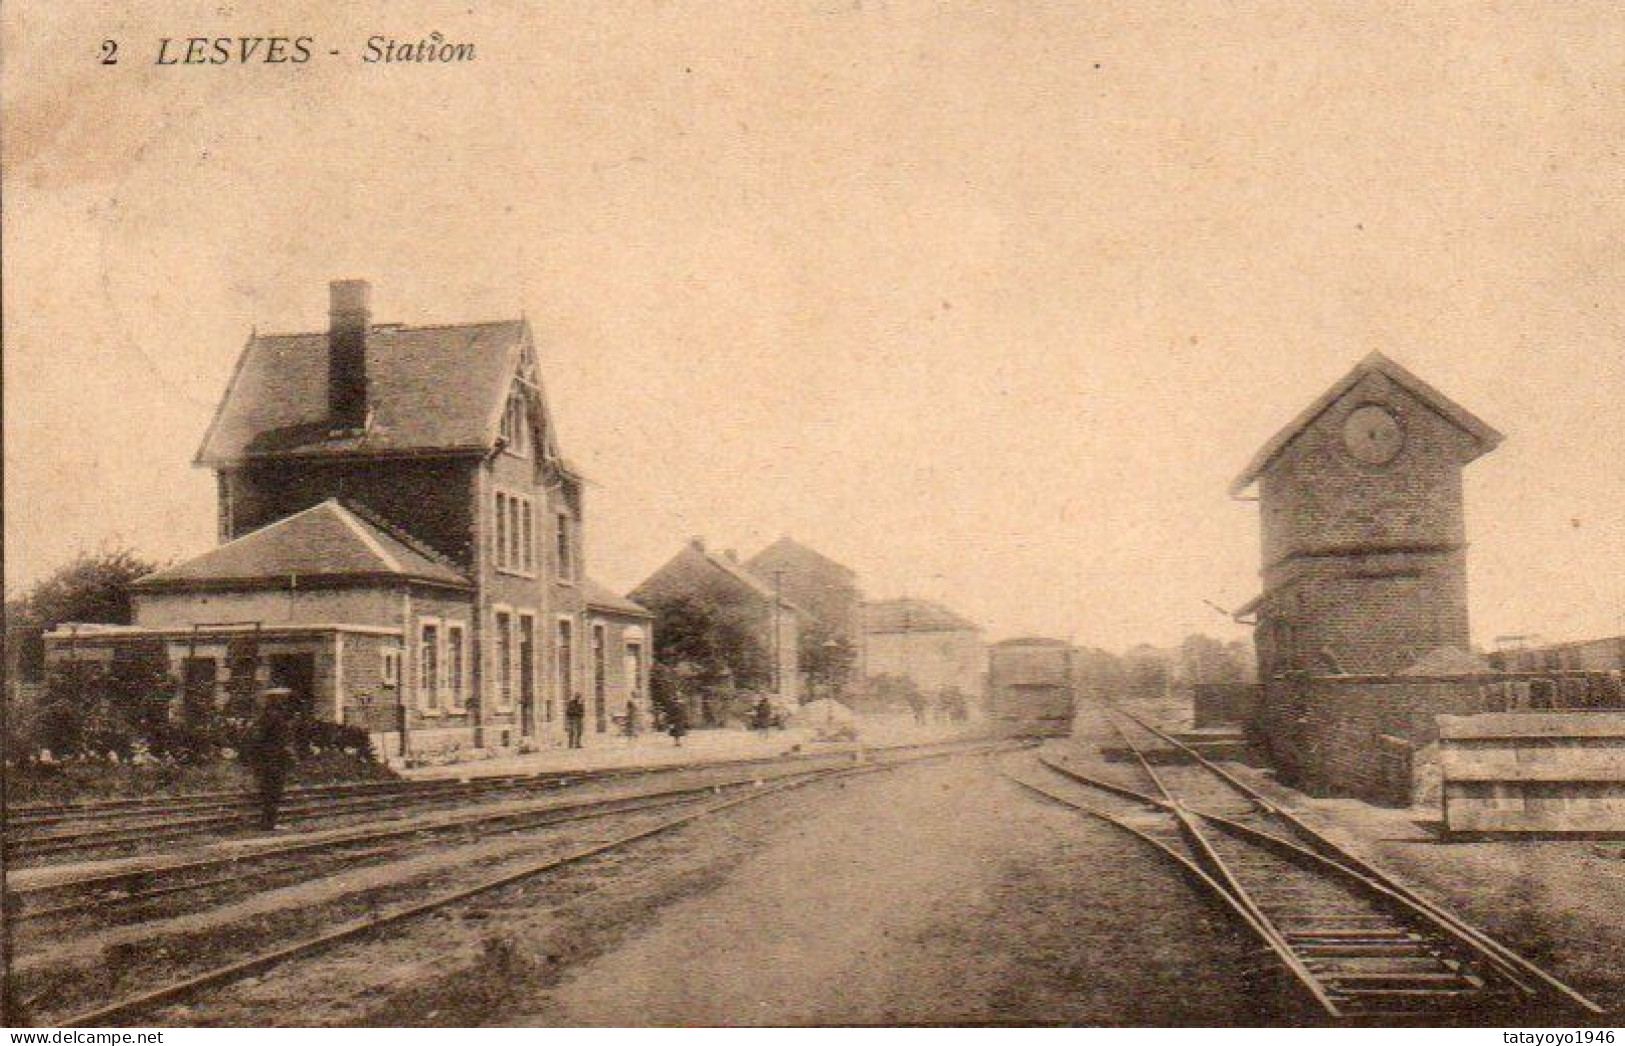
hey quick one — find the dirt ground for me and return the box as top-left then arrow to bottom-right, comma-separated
157,750 -> 1279,1026
521,752 -> 1274,1026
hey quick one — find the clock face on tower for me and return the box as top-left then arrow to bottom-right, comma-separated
1342,405 -> 1404,465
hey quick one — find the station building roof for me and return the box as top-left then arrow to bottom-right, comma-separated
134,499 -> 471,592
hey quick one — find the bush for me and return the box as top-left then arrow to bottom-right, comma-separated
24,647 -> 375,768
31,643 -> 181,763
295,718 -> 376,761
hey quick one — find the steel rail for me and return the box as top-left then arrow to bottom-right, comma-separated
1094,707 -> 1344,1016
1102,703 -> 1607,1018
15,736 -> 990,823
16,782 -> 742,923
52,739 -> 1017,1028
11,776 -> 565,840
1003,772 -> 1329,1016
18,743 -> 1004,905
1036,754 -> 1549,1000
12,736 -> 997,849
12,774 -> 633,857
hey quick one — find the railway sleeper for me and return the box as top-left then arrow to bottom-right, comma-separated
1285,929 -> 1417,940
1306,956 -> 1457,973
1294,943 -> 1436,958
1321,970 -> 1478,987
1332,985 -> 1491,1015
1280,909 -> 1397,929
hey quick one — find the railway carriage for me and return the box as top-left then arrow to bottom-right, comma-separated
986,637 -> 1077,738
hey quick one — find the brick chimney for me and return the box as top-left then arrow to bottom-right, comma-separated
328,279 -> 371,432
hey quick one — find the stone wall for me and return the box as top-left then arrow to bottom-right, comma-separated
1259,672 -> 1625,806
1260,675 -> 1498,805
1192,682 -> 1261,729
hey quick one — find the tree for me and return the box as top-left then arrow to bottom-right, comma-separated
799,620 -> 856,701
9,548 -> 161,680
1122,644 -> 1173,700
1179,634 -> 1247,685
864,673 -> 925,718
106,642 -> 181,761
32,652 -> 171,762
1074,647 -> 1127,702
645,594 -> 771,691
1225,639 -> 1258,683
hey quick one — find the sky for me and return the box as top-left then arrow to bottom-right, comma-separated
4,1 -> 1622,652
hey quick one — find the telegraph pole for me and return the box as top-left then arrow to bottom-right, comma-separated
772,570 -> 784,699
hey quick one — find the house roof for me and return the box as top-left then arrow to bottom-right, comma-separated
196,319 -> 567,465
584,578 -> 652,618
1229,352 -> 1505,495
746,536 -> 858,582
134,499 -> 471,590
704,547 -> 806,613
991,636 -> 1070,648
633,541 -> 807,615
711,552 -> 806,607
861,598 -> 979,635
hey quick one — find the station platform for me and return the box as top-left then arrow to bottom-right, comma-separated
398,717 -> 980,781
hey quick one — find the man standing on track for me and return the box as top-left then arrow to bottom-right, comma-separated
242,686 -> 294,831
566,691 -> 586,749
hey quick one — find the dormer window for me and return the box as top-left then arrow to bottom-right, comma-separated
500,391 -> 530,457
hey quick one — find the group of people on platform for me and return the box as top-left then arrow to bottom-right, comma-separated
562,692 -> 689,748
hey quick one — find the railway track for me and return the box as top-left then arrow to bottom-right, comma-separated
14,772 -> 804,929
9,739 -> 983,863
1007,703 -> 1604,1025
17,738 -> 1023,1027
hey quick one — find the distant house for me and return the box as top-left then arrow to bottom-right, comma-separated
859,598 -> 984,705
745,536 -> 861,643
746,536 -> 861,697
45,279 -> 651,762
632,537 -> 802,704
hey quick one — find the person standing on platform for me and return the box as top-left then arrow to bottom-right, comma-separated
752,694 -> 774,737
667,700 -> 688,747
565,692 -> 586,749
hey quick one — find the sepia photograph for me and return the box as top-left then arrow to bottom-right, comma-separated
1,0 -> 1622,1032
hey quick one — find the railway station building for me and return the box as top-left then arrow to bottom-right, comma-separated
44,279 -> 652,765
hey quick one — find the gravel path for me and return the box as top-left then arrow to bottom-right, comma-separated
519,752 -> 1270,1025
